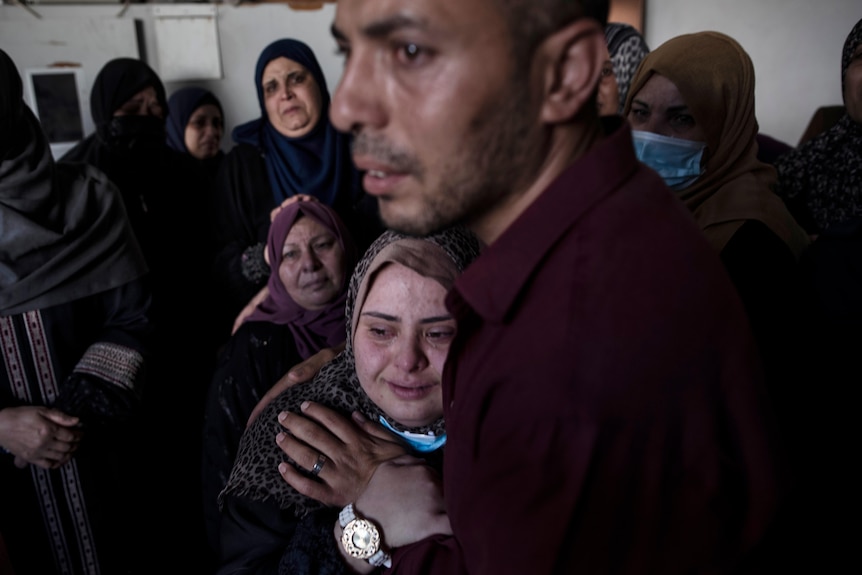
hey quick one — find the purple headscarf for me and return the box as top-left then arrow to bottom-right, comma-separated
245,201 -> 358,359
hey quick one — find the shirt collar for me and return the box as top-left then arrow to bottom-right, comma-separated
449,117 -> 640,323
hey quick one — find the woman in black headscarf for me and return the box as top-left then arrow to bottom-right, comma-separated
211,39 -> 383,345
60,58 -> 221,566
60,58 -> 209,272
1,48 -> 152,575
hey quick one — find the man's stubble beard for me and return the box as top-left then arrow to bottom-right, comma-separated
381,81 -> 544,238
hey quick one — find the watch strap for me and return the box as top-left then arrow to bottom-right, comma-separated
339,503 -> 357,528
369,548 -> 393,568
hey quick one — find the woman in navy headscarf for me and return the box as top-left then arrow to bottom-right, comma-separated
166,86 -> 225,186
211,39 -> 382,346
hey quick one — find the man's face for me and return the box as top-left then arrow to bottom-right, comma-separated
330,0 -> 544,237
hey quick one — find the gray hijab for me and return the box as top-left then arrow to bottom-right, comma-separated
1,49 -> 147,316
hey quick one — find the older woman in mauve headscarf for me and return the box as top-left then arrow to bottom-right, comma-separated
201,200 -> 360,555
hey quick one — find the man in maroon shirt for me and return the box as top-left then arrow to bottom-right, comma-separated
275,0 -> 790,573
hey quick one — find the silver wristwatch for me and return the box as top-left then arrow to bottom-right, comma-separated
339,503 -> 393,568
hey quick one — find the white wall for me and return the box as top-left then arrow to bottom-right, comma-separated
1,1 -> 859,148
0,3 -> 344,151
191,3 -> 342,137
643,0 -> 860,145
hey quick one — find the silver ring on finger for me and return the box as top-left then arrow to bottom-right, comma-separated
309,453 -> 327,477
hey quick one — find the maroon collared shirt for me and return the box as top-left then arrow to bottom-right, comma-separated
392,119 -> 787,574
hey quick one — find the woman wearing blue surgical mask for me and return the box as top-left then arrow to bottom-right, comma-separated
624,32 -> 813,475
624,32 -> 809,257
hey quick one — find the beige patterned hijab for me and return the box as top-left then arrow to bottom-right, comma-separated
625,31 -> 810,257
220,227 -> 482,517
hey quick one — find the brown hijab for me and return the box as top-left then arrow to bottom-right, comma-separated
625,31 -> 810,257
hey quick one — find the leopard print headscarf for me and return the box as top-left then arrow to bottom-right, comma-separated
219,227 -> 483,516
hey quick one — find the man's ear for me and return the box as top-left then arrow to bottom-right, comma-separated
536,18 -> 605,123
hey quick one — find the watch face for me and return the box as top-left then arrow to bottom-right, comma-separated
352,526 -> 373,548
342,518 -> 380,559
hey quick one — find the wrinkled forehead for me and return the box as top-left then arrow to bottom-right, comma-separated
283,213 -> 332,243
261,57 -> 309,84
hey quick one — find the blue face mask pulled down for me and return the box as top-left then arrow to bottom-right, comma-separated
631,130 -> 707,190
379,416 -> 447,453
